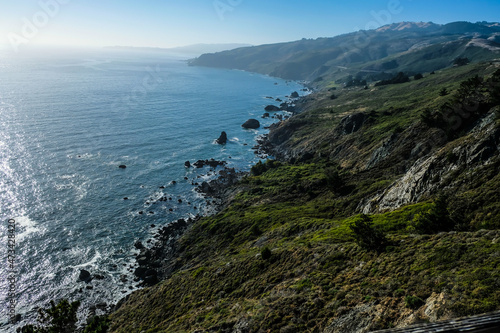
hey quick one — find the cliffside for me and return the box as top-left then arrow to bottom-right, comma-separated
107,61 -> 500,332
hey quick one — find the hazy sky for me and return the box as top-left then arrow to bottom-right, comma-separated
1,0 -> 500,50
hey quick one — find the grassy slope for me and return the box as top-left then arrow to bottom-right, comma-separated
109,63 -> 500,332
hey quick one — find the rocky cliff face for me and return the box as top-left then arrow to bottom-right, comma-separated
361,111 -> 500,213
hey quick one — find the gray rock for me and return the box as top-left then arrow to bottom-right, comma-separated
242,119 -> 260,129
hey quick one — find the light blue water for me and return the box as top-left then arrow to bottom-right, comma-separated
0,46 -> 305,329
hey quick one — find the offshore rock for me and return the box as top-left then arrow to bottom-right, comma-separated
242,119 -> 260,129
79,269 -> 92,283
265,105 -> 280,112
216,131 -> 228,144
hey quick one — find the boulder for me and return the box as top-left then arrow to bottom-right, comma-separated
242,119 -> 260,129
118,165 -> 127,169
79,269 -> 92,283
265,105 -> 280,112
262,113 -> 270,119
184,161 -> 191,168
290,91 -> 299,98
338,113 -> 366,135
216,131 -> 227,144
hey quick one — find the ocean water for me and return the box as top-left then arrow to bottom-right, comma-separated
0,46 -> 305,329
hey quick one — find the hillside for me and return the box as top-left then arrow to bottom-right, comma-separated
189,21 -> 500,86
108,61 -> 500,332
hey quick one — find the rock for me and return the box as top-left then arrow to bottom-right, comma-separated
118,165 -> 127,169
262,113 -> 270,119
290,91 -> 299,98
94,274 -> 105,280
216,131 -> 227,144
134,267 -> 148,278
242,119 -> 260,129
79,269 -> 92,283
337,113 -> 366,135
134,241 -> 144,249
265,105 -> 280,112
276,98 -> 282,102
123,197 -> 128,200
184,161 -> 191,168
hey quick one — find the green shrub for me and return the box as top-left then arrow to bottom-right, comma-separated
261,247 -> 272,260
349,214 -> 388,252
405,295 -> 424,309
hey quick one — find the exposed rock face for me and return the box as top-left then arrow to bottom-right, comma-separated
242,119 -> 260,129
216,131 -> 227,144
361,113 -> 500,213
337,113 -> 366,135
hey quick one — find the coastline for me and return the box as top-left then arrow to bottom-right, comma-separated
112,84 -> 310,311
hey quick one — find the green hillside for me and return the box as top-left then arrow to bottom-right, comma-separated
189,21 -> 500,87
108,62 -> 500,332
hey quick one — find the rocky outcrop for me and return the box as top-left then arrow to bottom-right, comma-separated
361,113 -> 500,213
192,159 -> 227,168
216,131 -> 227,144
337,113 -> 366,135
265,105 -> 280,112
242,119 -> 260,129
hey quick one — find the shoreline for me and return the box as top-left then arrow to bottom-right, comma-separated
112,86 -> 310,311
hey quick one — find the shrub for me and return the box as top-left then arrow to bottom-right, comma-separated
411,196 -> 454,234
405,295 -> 424,309
18,299 -> 80,333
414,73 -> 424,80
349,214 -> 388,252
261,247 -> 272,260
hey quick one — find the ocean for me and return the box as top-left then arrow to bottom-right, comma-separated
0,46 -> 305,330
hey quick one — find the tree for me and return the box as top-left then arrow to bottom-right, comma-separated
454,57 -> 470,67
18,299 -> 80,333
349,214 -> 388,252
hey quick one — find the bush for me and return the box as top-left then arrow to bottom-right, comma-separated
375,72 -> 410,87
349,214 -> 388,252
411,196 -> 454,234
405,295 -> 424,309
261,247 -> 272,260
414,73 -> 424,80
18,299 -> 80,333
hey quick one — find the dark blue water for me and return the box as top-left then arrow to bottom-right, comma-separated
0,46 -> 305,329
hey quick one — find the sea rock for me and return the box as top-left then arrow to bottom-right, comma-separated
118,165 -> 127,169
79,269 -> 92,283
242,119 -> 260,129
216,131 -> 227,144
184,161 -> 191,168
262,113 -> 270,119
134,241 -> 144,250
290,91 -> 299,98
265,105 -> 280,112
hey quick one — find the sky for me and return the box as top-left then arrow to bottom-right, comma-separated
1,0 -> 500,51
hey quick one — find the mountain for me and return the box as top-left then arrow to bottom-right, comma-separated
189,21 -> 500,84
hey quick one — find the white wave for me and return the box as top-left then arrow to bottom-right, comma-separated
13,216 -> 41,242
72,251 -> 102,269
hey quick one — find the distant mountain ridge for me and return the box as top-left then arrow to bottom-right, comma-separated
189,21 -> 500,84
